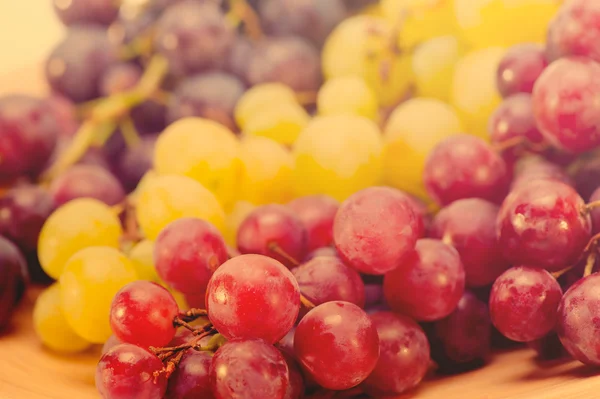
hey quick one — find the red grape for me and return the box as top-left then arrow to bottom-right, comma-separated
96,343 -> 167,399
496,44 -> 548,98
0,236 -> 28,330
168,328 -> 194,347
155,217 -> 228,295
294,301 -> 379,390
364,283 -> 385,309
282,353 -> 305,399
210,339 -> 289,399
49,164 -> 125,207
430,198 -> 510,287
278,327 -> 296,359
183,288 -> 207,310
100,63 -> 143,97
101,335 -> 123,355
361,312 -> 430,396
287,195 -> 340,251
384,239 -> 465,321
303,246 -> 338,262
532,56 -> 600,154
110,281 -> 179,349
496,179 -> 591,272
53,0 -> 119,26
237,204 -> 308,268
424,134 -> 509,206
547,0 -> 600,62
333,186 -> 419,275
166,350 -> 214,399
511,156 -> 573,190
206,254 -> 300,344
590,187 -> 600,234
400,192 -> 429,238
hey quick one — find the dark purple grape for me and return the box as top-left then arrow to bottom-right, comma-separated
100,63 -> 143,97
528,331 -> 568,361
130,100 -> 168,134
166,350 -> 214,399
0,236 -> 28,330
247,36 -> 321,92
115,134 -> 157,192
53,0 -> 119,26
46,26 -> 117,102
49,164 -> 126,206
167,72 -> 245,131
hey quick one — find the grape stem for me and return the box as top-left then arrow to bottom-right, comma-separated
179,308 -> 209,323
267,242 -> 300,267
227,0 -> 263,40
173,317 -> 199,333
582,200 -> 600,215
492,136 -> 550,155
551,265 -> 573,279
584,251 -> 597,278
154,350 -> 185,382
300,294 -> 316,310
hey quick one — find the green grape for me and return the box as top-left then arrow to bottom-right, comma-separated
234,83 -> 298,129
412,35 -> 466,102
238,135 -> 295,206
135,174 -> 226,240
322,15 -> 413,107
454,0 -> 560,48
224,201 -> 256,247
243,102 -> 310,145
383,98 -> 464,200
154,117 -> 240,210
293,115 -> 383,201
128,239 -> 159,282
381,0 -> 458,48
317,76 -> 379,120
33,283 -> 92,353
38,198 -> 123,280
59,247 -> 138,343
451,47 -> 505,139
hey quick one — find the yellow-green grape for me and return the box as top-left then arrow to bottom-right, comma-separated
322,15 -> 413,107
38,198 -> 123,280
412,35 -> 466,102
136,174 -> 226,240
451,47 -> 505,139
317,76 -> 379,120
59,247 -> 138,343
234,83 -> 297,129
128,239 -> 159,282
243,102 -> 310,146
293,115 -> 383,201
454,0 -> 560,48
383,98 -> 464,200
154,117 -> 240,210
381,0 -> 458,48
33,283 -> 92,353
224,201 -> 256,247
237,135 -> 295,206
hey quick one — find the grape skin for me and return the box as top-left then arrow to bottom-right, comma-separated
166,350 -> 214,399
49,164 -> 126,207
547,0 -> 600,62
287,195 -> 339,251
234,83 -> 297,129
0,237 -> 28,330
53,0 -> 119,26
496,44 -> 548,98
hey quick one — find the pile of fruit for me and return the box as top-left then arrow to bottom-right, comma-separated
6,0 -> 600,397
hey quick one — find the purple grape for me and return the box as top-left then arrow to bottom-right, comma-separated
226,37 -> 255,83
49,164 -> 126,206
528,331 -> 567,361
115,134 -> 157,192
99,63 -> 143,97
130,100 -> 168,134
53,0 -> 119,26
571,155 -> 600,203
167,72 -> 245,131
165,350 -> 214,399
44,94 -> 78,138
46,26 -> 117,102
0,236 -> 28,330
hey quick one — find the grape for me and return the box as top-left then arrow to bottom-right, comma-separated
237,205 -> 308,268
60,246 -> 138,343
131,100 -> 168,135
258,0 -> 347,46
224,201 -> 256,247
226,37 -> 255,83
238,136 -> 295,205
46,26 -> 117,102
287,195 -> 339,251
0,95 -> 60,181
496,43 -> 548,98
33,283 -> 91,353
45,94 -> 78,138
115,134 -> 157,192
206,254 -> 300,343
317,76 -> 378,120
496,179 -> 591,272
136,174 -> 226,241
590,188 -> 600,234
424,134 -> 509,206
110,281 -> 179,348
361,311 -> 430,396
412,36 -> 466,102
333,186 -> 419,275
304,246 -> 339,262
384,238 -> 465,321
0,237 -> 28,330
102,335 -> 123,355
99,63 -> 142,97
154,0 -> 235,76
166,350 -> 213,399
167,72 -> 246,131
382,98 -> 464,200
53,0 -> 119,26
293,115 -> 383,201
453,0 -> 559,48
402,193 -> 430,238
243,102 -> 310,146
451,47 -> 505,138
0,185 -> 55,253
293,256 -> 366,313
234,83 -> 297,129
572,156 -> 600,204
154,217 -> 228,294
532,57 -> 600,154
547,0 -> 600,62
38,198 -> 123,279
322,16 -> 413,107
128,240 -> 158,282
282,353 -> 304,399
153,118 -> 239,210
247,36 -> 321,93
511,156 -> 573,190
294,301 -> 379,390
210,339 -> 289,399
49,164 -> 126,207
557,273 -> 600,365
96,343 -> 167,399
490,266 -> 562,343
528,332 -> 567,360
